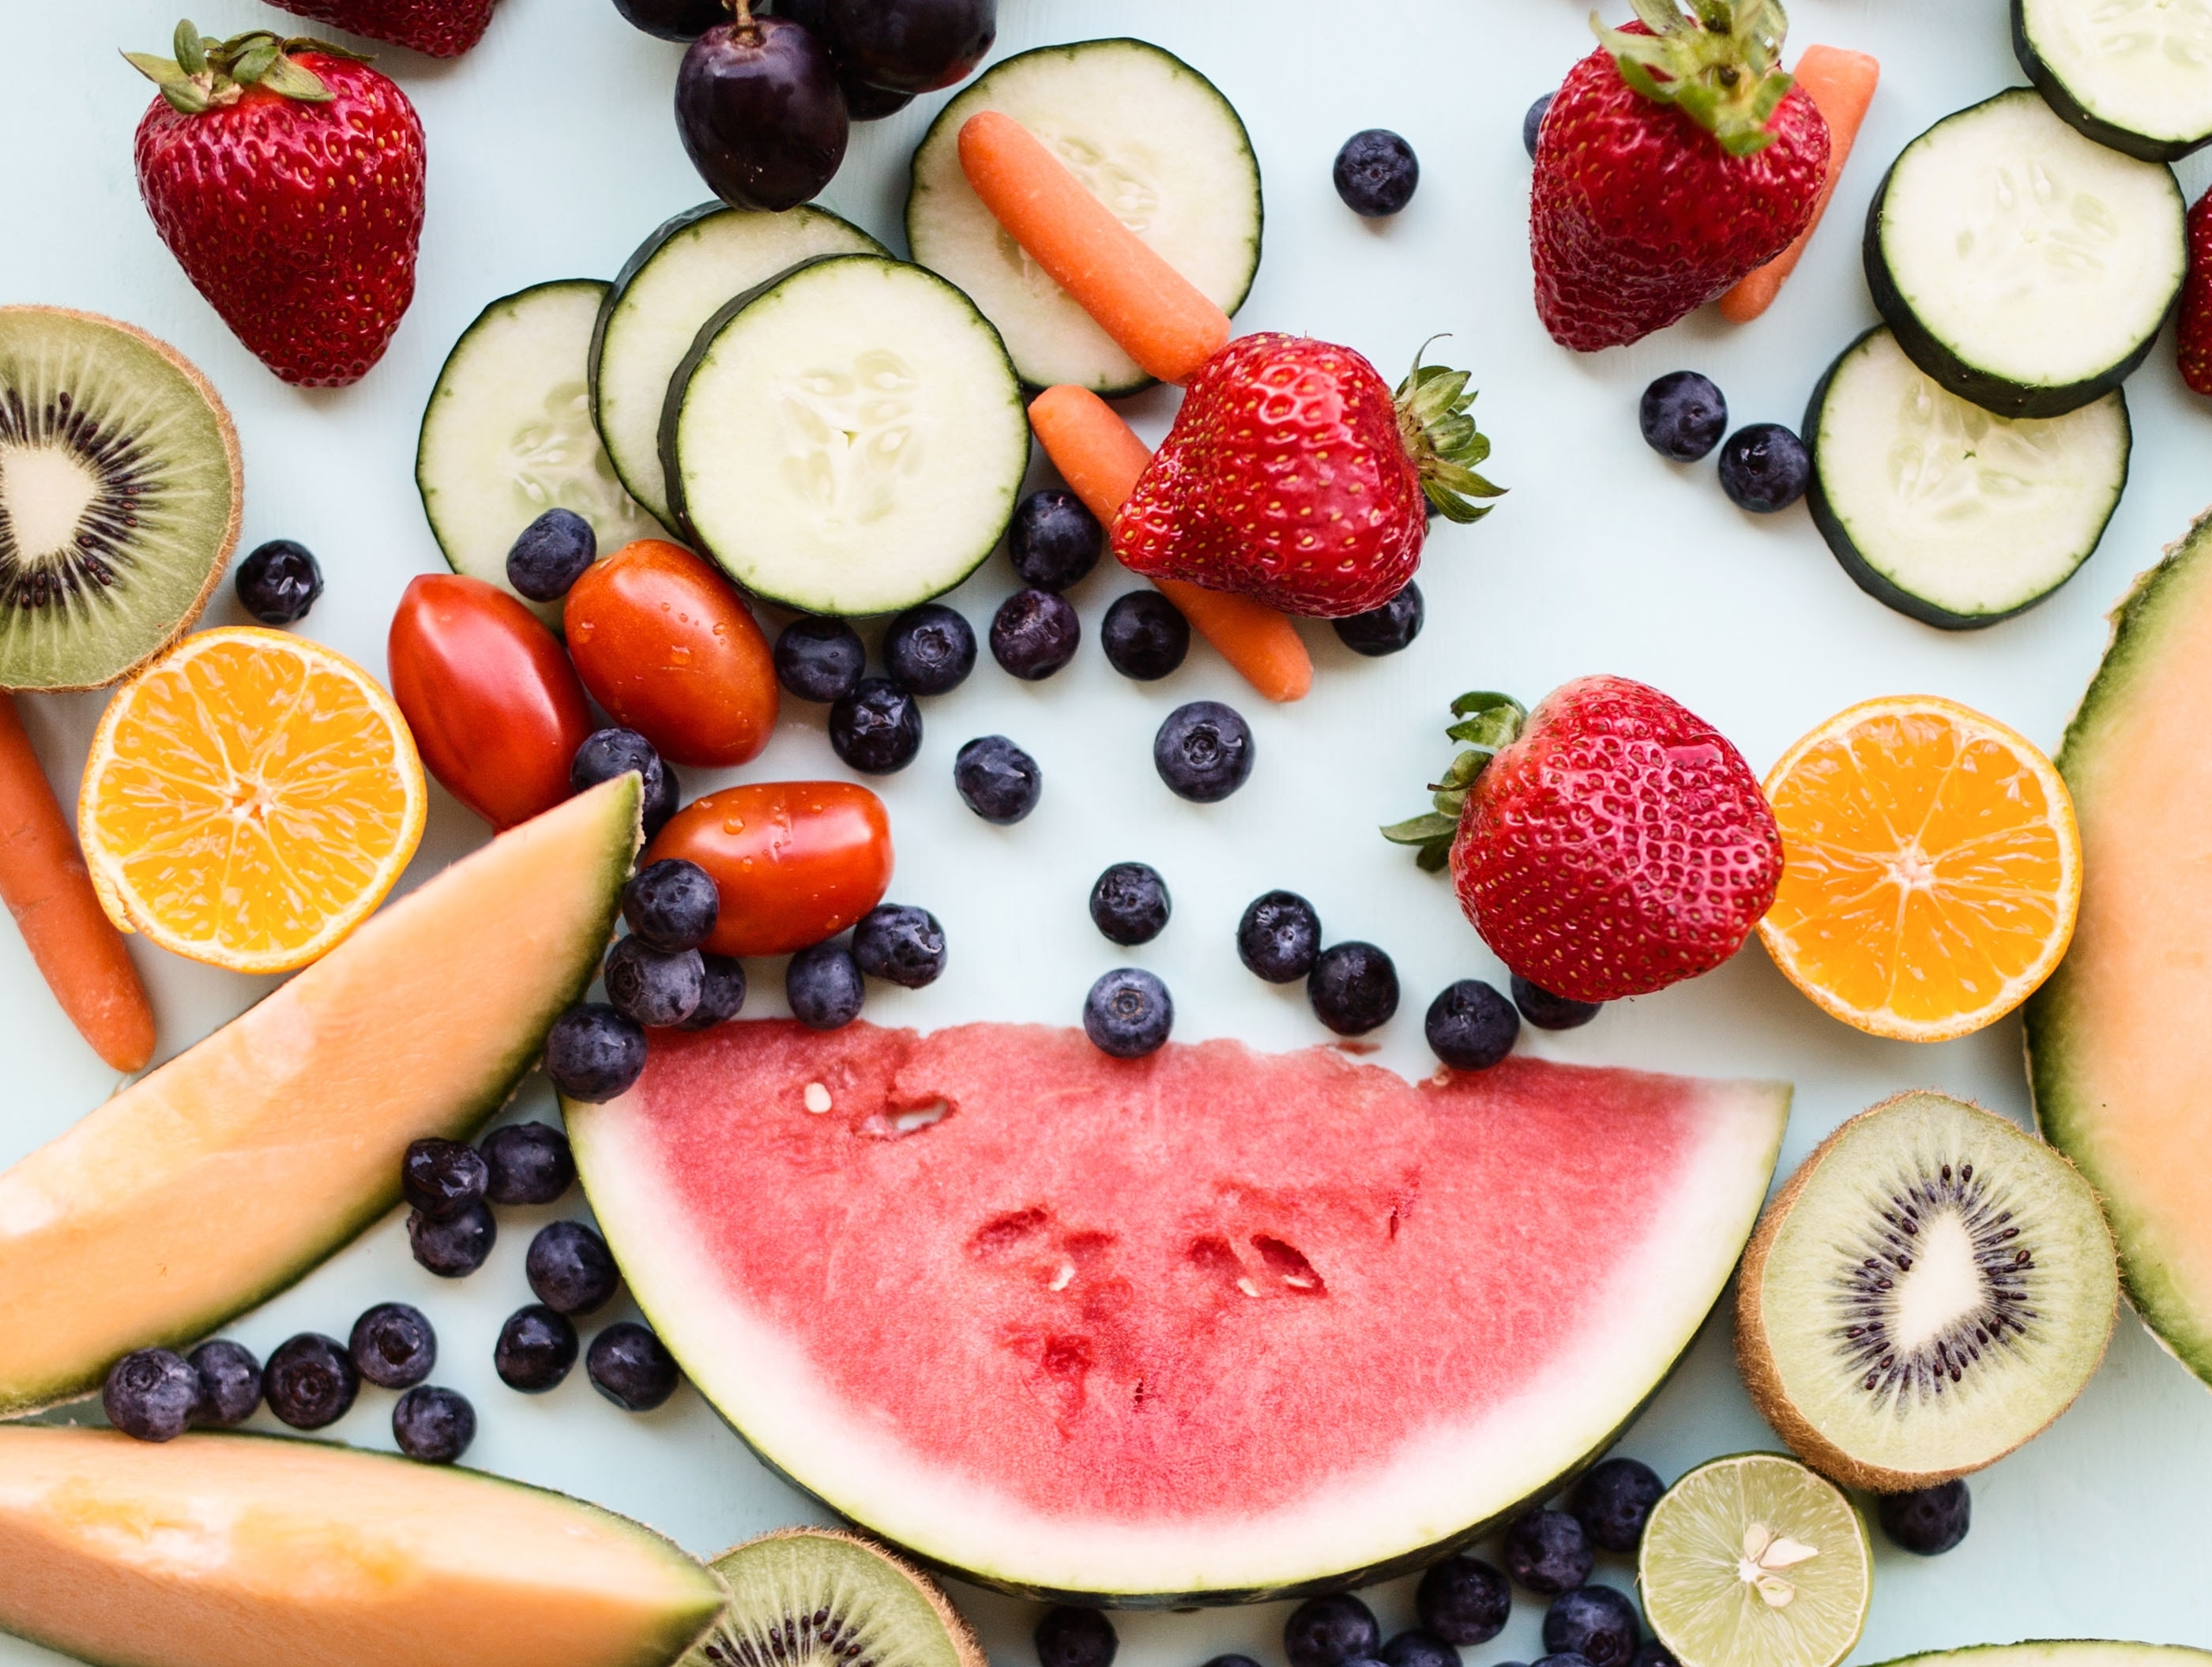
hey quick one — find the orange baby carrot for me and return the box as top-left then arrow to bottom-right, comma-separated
1028,386 -> 1312,704
0,694 -> 154,1071
960,111 -> 1232,386
1720,46 -> 1880,323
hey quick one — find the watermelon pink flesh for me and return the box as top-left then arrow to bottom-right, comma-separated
570,1021 -> 1788,1602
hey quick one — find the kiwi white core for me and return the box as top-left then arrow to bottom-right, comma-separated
2,446 -> 100,559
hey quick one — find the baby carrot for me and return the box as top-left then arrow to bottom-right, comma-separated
960,111 -> 1232,386
1028,386 -> 1312,704
0,694 -> 154,1072
1720,46 -> 1880,323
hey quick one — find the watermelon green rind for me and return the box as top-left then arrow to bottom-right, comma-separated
1866,1646 -> 2212,1667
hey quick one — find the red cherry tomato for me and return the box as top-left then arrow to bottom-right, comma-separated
645,781 -> 892,958
564,540 -> 779,768
388,574 -> 592,831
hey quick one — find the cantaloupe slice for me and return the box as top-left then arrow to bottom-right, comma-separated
0,775 -> 638,1414
0,1426 -> 723,1667
2027,508 -> 2212,1386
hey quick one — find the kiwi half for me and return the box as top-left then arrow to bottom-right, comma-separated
1736,1089 -> 2118,1491
682,1528 -> 984,1667
0,307 -> 241,691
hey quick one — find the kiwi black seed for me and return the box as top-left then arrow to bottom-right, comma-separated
682,1527 -> 984,1667
1736,1089 -> 2118,1492
0,307 -> 241,691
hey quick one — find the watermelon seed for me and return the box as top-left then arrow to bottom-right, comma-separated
804,1082 -> 833,1114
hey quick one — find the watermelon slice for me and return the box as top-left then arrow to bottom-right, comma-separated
569,1022 -> 1789,1605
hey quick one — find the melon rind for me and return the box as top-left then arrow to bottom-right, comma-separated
2026,507 -> 2212,1388
1868,1646 -> 2212,1667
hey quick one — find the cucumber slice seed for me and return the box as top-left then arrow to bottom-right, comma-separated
1807,327 -> 2130,630
664,255 -> 1028,618
592,203 -> 886,532
2014,0 -> 2212,162
417,280 -> 659,627
906,37 -> 1262,394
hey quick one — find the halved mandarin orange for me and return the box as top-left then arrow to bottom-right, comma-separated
1759,695 -> 2080,1042
79,627 -> 426,976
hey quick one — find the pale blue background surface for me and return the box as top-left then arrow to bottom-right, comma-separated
5,0 -> 2211,1661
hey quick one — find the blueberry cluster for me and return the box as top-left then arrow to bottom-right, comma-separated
1637,372 -> 1809,514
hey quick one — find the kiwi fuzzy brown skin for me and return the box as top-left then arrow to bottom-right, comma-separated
1734,1089 -> 2117,1493
698,1527 -> 987,1667
0,307 -> 243,693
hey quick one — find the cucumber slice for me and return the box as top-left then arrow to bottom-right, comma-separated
1866,89 -> 2185,419
663,255 -> 1027,616
1807,327 -> 2130,630
592,203 -> 886,532
416,280 -> 658,627
2014,0 -> 2212,162
905,38 -> 1262,394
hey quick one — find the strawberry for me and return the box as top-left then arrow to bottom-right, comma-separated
2180,187 -> 2212,396
127,24 -> 426,388
1532,1 -> 1830,352
261,0 -> 494,58
1111,333 -> 1501,619
1385,677 -> 1781,1003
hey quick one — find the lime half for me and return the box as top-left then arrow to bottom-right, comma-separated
1638,1453 -> 1872,1667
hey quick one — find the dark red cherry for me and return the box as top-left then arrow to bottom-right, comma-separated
612,0 -> 728,41
822,0 -> 994,94
675,9 -> 848,211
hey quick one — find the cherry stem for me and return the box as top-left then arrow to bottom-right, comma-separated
727,0 -> 757,32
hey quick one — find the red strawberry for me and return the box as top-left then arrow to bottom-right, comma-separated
262,0 -> 494,58
1386,678 -> 1781,1003
129,25 -> 426,387
1532,2 -> 1830,352
2180,188 -> 2212,395
1112,333 -> 1502,619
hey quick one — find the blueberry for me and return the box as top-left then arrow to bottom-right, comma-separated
1511,975 -> 1603,1032
1382,1632 -> 1460,1667
1416,1554 -> 1511,1646
187,1339 -> 261,1428
1285,1593 -> 1382,1667
1425,979 -> 1519,1071
1533,1658 -> 1597,1667
1333,128 -> 1420,216
1523,91 -> 1555,159
525,1219 -> 621,1315
1630,1644 -> 1678,1667
408,1200 -> 496,1278
545,1003 -> 649,1102
263,1333 -> 359,1430
1036,1607 -> 1117,1667
954,734 -> 1042,824
393,1384 -> 476,1463
481,1121 -> 575,1206
588,1321 -> 683,1411
679,954 -> 748,1029
1154,701 -> 1254,802
1202,1658 -> 1266,1667
1334,581 -> 1424,657
233,538 -> 323,625
830,678 -> 923,774
852,903 -> 947,988
1089,862 -> 1170,946
1100,590 -> 1190,680
604,937 -> 705,1028
1308,942 -> 1399,1036
775,616 -> 867,703
623,859 -> 720,952
1638,372 -> 1728,463
103,1348 -> 201,1441
642,758 -> 680,838
495,1304 -> 579,1393
1717,422 -> 1810,513
1878,1480 -> 1971,1556
1543,1586 -> 1639,1667
788,941 -> 865,1029
1237,890 -> 1322,983
1503,1508 -> 1594,1595
1571,1457 -> 1665,1553
884,603 -> 976,696
1010,489 -> 1103,591
1083,968 -> 1173,1059
401,1136 -> 487,1222
991,588 -> 1081,680
505,508 -> 596,601
349,1302 -> 437,1390
572,728 -> 679,839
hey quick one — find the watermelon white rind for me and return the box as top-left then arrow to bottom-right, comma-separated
569,1022 -> 1789,1605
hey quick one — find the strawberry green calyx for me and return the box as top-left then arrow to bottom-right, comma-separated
123,20 -> 359,115
1380,692 -> 1526,871
1396,341 -> 1506,525
1595,0 -> 1796,156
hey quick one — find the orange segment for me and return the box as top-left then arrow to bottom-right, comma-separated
79,628 -> 426,976
1759,695 -> 2080,1041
